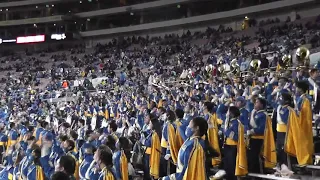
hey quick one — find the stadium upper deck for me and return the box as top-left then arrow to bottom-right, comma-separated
0,0 -> 318,50
0,0 -> 282,37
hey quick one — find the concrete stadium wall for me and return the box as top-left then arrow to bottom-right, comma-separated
85,0 -> 320,46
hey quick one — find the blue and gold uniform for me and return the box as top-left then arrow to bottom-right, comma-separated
7,129 -> 18,151
26,162 -> 45,180
205,113 -> 221,166
0,132 -> 8,160
0,165 -> 12,180
162,136 -> 206,180
79,143 -> 94,180
247,110 -> 276,172
85,161 -> 99,180
98,167 -> 116,180
20,154 -> 32,179
113,150 -> 129,180
164,121 -> 180,165
239,108 -> 249,130
216,103 -> 226,126
67,151 -> 80,180
223,118 -> 248,179
285,93 -> 313,165
143,130 -> 161,179
161,122 -> 169,153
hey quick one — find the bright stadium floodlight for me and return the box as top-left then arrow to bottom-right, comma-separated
51,33 -> 67,40
16,35 -> 45,44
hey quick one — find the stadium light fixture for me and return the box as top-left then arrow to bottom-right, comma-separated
16,35 -> 45,44
51,33 -> 66,40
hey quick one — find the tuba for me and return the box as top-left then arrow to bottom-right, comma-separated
281,54 -> 292,69
295,46 -> 310,67
230,59 -> 240,76
218,63 -> 225,76
250,59 -> 261,72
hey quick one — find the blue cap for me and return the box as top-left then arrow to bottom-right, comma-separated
82,143 -> 93,150
236,96 -> 246,103
44,132 -> 54,141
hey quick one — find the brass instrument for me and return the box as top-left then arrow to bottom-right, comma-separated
205,64 -> 214,78
250,59 -> 261,72
218,63 -> 226,76
295,46 -> 310,67
280,54 -> 292,70
230,59 -> 240,76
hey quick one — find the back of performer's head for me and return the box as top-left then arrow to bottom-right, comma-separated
51,171 -> 70,180
190,117 -> 208,137
108,120 -> 118,133
295,80 -> 309,94
175,109 -> 184,119
105,135 -> 116,152
254,97 -> 267,110
69,130 -> 78,140
55,155 -> 76,176
204,102 -> 214,113
96,145 -> 113,167
150,118 -> 162,138
228,106 -> 240,119
167,110 -> 176,122
280,92 -> 294,108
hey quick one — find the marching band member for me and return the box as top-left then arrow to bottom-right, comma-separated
79,143 -> 94,180
7,123 -> 18,152
247,98 -> 277,173
218,106 -> 248,180
56,155 -> 78,180
163,110 -> 180,172
96,146 -> 116,180
275,92 -> 294,174
162,117 -> 208,180
203,102 -> 221,167
285,81 -> 314,166
174,109 -> 185,149
113,137 -> 130,180
62,139 -> 79,180
235,96 -> 249,129
143,118 -> 161,180
179,104 -> 195,141
0,124 -> 8,161
27,145 -> 45,180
